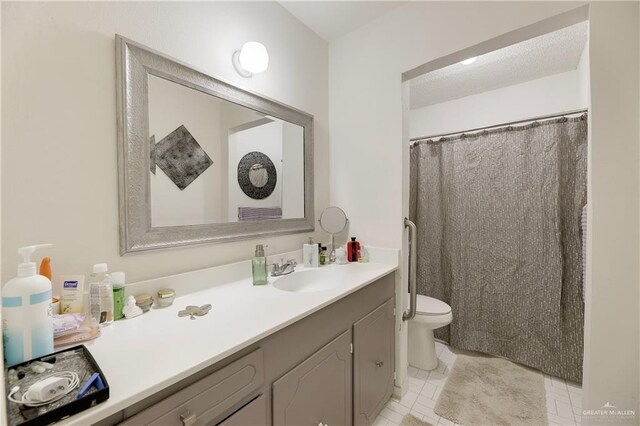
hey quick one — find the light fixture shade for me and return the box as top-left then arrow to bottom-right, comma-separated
460,57 -> 477,65
238,42 -> 269,74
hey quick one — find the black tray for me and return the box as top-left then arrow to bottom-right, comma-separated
5,345 -> 110,426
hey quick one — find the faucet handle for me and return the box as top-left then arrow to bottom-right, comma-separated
272,258 -> 284,271
287,259 -> 298,266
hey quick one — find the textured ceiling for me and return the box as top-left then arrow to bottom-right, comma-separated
410,22 -> 588,110
279,1 -> 405,41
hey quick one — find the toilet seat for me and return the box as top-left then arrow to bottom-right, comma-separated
415,294 -> 451,316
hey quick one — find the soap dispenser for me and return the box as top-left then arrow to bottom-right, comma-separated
252,244 -> 268,285
3,244 -> 54,366
303,237 -> 319,268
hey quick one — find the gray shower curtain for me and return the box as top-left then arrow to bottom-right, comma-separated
409,115 -> 587,383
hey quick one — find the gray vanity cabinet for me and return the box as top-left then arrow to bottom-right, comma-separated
353,299 -> 395,425
107,273 -> 396,426
219,396 -> 267,426
272,330 -> 353,426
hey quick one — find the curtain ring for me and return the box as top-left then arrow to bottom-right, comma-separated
560,116 -> 568,123
532,121 -> 540,127
506,126 -> 514,131
460,133 -> 466,139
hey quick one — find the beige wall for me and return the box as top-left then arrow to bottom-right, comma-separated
1,1 -> 329,283
329,1 -> 639,421
582,2 -> 640,419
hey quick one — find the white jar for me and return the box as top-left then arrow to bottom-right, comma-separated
156,288 -> 176,308
335,247 -> 348,265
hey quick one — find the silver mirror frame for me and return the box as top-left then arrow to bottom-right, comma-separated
116,35 -> 314,254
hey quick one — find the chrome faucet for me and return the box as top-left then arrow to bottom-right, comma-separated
272,259 -> 297,276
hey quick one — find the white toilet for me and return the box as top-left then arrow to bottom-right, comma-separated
408,294 -> 453,371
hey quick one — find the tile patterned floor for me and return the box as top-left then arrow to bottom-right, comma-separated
374,341 -> 583,426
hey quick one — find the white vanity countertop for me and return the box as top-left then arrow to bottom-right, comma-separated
60,248 -> 398,425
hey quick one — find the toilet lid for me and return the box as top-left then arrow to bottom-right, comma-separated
414,294 -> 451,315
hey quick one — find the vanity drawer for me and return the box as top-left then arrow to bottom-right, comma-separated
218,395 -> 267,426
121,348 -> 264,425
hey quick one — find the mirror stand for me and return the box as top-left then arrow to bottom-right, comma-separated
329,233 -> 337,263
318,206 -> 349,264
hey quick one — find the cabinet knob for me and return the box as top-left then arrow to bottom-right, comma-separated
375,360 -> 384,367
180,412 -> 197,426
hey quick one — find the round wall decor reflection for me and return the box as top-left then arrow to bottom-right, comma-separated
237,151 -> 277,199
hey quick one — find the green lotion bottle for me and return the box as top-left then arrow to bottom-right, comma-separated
252,244 -> 268,285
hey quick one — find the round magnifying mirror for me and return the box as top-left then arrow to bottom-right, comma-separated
319,206 -> 348,234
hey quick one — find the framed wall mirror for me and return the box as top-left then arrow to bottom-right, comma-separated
116,35 -> 314,254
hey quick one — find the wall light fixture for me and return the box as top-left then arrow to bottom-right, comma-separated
232,42 -> 269,78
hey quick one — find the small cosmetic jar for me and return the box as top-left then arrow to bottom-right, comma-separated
156,288 -> 176,308
134,293 -> 154,312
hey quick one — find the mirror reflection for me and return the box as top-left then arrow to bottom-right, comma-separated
147,74 -> 305,227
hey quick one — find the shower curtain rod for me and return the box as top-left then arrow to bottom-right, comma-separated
410,108 -> 588,146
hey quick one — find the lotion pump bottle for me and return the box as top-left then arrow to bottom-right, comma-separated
3,244 -> 54,366
252,244 -> 268,285
303,237 -> 319,268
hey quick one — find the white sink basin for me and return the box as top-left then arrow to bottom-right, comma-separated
272,269 -> 344,293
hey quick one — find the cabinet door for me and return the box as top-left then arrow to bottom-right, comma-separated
353,299 -> 395,425
273,330 -> 352,426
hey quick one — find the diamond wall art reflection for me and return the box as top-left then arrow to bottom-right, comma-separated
150,125 -> 213,190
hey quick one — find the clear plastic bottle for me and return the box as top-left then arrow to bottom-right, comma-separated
358,244 -> 370,263
88,263 -> 114,326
